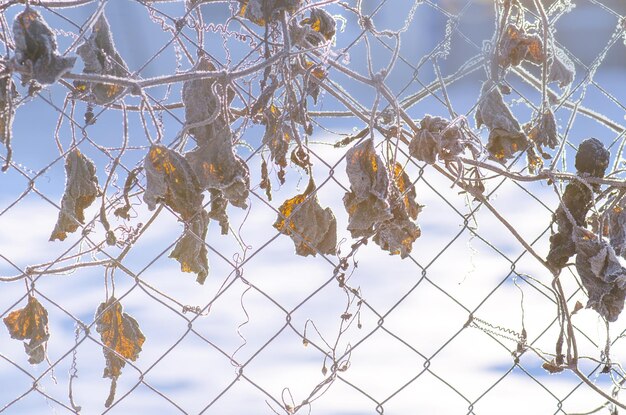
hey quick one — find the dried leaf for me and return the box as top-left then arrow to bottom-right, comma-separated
547,181 -> 592,269
12,9 -> 76,85
575,137 -> 610,179
373,164 -> 422,258
182,56 -> 231,144
475,82 -> 528,163
260,158 -> 272,201
571,300 -> 584,316
574,228 -> 626,322
185,142 -> 250,209
290,146 -> 310,170
263,105 -> 291,173
608,199 -> 626,259
50,149 -> 100,241
409,115 -> 465,164
239,0 -> 303,26
343,139 -> 393,238
526,109 -> 558,150
3,296 -> 49,364
75,14 -> 129,104
542,360 -> 564,374
274,179 -> 337,256
170,210 -> 210,284
548,46 -> 575,89
208,189 -> 229,235
301,8 -> 336,43
498,24 -> 545,68
95,297 -> 145,407
143,145 -> 204,221
0,76 -> 17,145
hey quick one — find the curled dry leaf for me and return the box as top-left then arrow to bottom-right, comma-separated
526,109 -> 558,150
575,137 -> 610,179
409,115 -> 465,164
542,360 -> 564,374
239,0 -> 303,25
75,14 -> 129,104
574,228 -> 626,322
170,210 -> 210,284
3,296 -> 49,364
274,179 -> 337,256
373,164 -> 421,258
498,24 -> 545,68
475,81 -> 528,163
208,189 -> 229,235
548,46 -> 575,89
185,142 -> 250,209
547,181 -> 592,269
263,105 -> 291,178
95,297 -> 145,407
182,56 -> 249,209
301,8 -> 336,44
0,76 -> 17,145
50,149 -> 100,241
343,138 -> 393,238
608,197 -> 626,259
143,145 -> 204,221
12,9 -> 76,85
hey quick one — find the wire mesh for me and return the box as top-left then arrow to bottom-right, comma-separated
0,0 -> 626,414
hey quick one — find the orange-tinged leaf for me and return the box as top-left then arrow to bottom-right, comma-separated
95,297 -> 145,407
169,210 -> 210,284
3,296 -> 49,364
274,180 -> 337,256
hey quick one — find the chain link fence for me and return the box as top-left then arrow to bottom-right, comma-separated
0,0 -> 626,413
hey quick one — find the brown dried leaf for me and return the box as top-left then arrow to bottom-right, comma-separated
526,109 -> 558,150
239,0 -> 303,26
3,296 -> 49,364
373,164 -> 422,258
274,179 -> 337,257
208,189 -> 229,235
12,9 -> 76,85
542,360 -> 564,374
548,46 -> 575,89
144,145 -> 204,221
182,56 -> 232,144
170,210 -> 210,284
409,115 -> 465,164
498,24 -> 545,68
75,14 -> 129,104
263,105 -> 291,172
301,8 -> 336,43
343,138 -> 393,238
95,297 -> 145,407
185,142 -> 250,209
475,82 -> 529,163
608,198 -> 626,259
574,228 -> 626,322
50,149 -> 100,241
575,137 -> 610,179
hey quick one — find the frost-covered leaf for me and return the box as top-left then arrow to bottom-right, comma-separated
3,296 -> 49,364
239,0 -> 303,26
475,81 -> 529,163
548,46 -> 575,89
527,109 -> 558,150
547,181 -> 592,269
185,142 -> 250,209
343,138 -> 392,238
274,179 -> 337,257
208,189 -> 229,235
12,9 -> 76,84
170,210 -> 210,284
498,24 -> 545,68
0,76 -> 17,145
95,297 -> 145,407
409,115 -> 465,164
575,137 -> 610,178
182,56 -> 231,144
263,105 -> 291,178
75,14 -> 129,104
143,145 -> 204,221
373,164 -> 421,258
608,198 -> 626,260
50,149 -> 100,241
301,8 -> 336,44
574,228 -> 626,322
